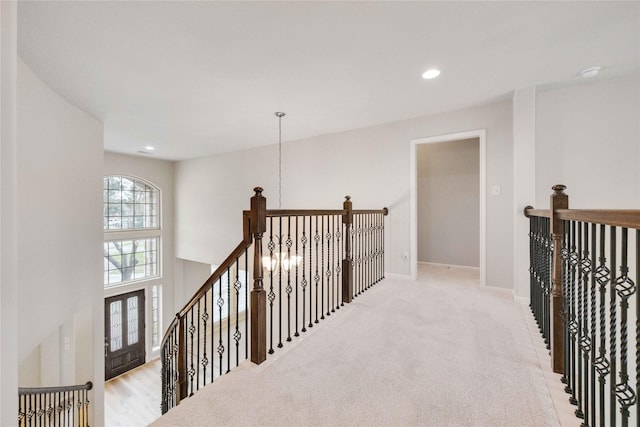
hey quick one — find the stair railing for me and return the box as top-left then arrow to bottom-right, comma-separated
525,185 -> 639,427
18,381 -> 92,427
161,187 -> 387,413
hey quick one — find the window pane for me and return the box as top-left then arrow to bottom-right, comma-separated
127,297 -> 138,345
151,285 -> 161,348
104,238 -> 159,286
110,301 -> 123,351
104,176 -> 159,231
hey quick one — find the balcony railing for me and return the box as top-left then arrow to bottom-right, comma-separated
161,187 -> 387,413
18,381 -> 92,427
525,185 -> 639,427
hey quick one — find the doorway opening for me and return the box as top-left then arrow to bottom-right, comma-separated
409,130 -> 486,286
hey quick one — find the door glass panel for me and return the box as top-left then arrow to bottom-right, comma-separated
127,296 -> 138,345
110,301 -> 122,351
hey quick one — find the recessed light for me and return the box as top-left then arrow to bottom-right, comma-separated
144,146 -> 155,151
580,67 -> 601,78
422,69 -> 441,79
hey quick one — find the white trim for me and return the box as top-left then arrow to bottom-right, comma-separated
514,296 -> 531,305
419,261 -> 480,272
384,272 -> 414,281
409,129 -> 487,286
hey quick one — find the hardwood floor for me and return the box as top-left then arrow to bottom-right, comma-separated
105,358 -> 161,427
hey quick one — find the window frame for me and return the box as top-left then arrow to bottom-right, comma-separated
103,175 -> 162,288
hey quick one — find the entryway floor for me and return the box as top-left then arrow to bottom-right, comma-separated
105,358 -> 161,426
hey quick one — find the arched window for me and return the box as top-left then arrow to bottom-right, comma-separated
104,176 -> 158,230
104,176 -> 161,286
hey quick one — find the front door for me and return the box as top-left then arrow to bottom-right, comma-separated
105,289 -> 145,380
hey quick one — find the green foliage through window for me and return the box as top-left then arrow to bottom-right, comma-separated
104,176 -> 158,230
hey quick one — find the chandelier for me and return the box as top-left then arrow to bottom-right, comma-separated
263,112 -> 302,272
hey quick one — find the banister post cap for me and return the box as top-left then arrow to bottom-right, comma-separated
345,195 -> 351,201
383,207 -> 389,216
552,184 -> 566,194
253,187 -> 264,195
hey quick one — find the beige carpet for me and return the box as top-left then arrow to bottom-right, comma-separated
152,264 -> 560,427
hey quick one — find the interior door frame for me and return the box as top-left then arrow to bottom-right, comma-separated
409,129 -> 486,286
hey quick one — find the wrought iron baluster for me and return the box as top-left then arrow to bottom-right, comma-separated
314,216 -> 320,324
366,214 -> 371,290
188,308 -> 195,396
336,215 -> 342,310
325,215 -> 332,316
278,217 -> 284,349
308,215 -> 313,328
196,299 -> 201,391
380,212 -> 384,282
569,220 -> 579,405
545,217 -> 551,348
357,214 -> 362,296
331,215 -> 336,313
268,217 -> 275,354
610,226 -> 617,427
234,258 -> 242,367
321,215 -> 325,320
575,222 -> 585,419
362,214 -> 367,291
589,222 -> 597,427
218,275 -> 224,376
286,217 -> 293,342
594,223 -> 610,427
613,228 -> 637,427
636,229 -> 639,427
295,216 -> 300,337
528,217 -> 534,317
370,213 -> 375,288
210,283 -> 215,383
301,216 -> 308,332
226,266 -> 231,373
532,216 -> 537,313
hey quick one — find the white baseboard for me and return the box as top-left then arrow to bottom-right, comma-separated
384,272 -> 413,281
419,261 -> 480,272
514,296 -> 531,305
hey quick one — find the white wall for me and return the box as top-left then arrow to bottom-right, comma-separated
17,58 -> 104,424
176,99 -> 514,289
103,151 -> 176,358
536,75 -> 640,209
0,2 -> 19,423
513,86 -> 536,300
175,259 -> 212,307
417,138 -> 479,267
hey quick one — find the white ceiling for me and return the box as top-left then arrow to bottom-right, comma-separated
17,1 -> 640,161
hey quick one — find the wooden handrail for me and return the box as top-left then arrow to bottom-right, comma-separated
523,207 -> 551,218
18,381 -> 93,395
524,207 -> 640,229
264,208 -> 388,217
556,209 -> 640,229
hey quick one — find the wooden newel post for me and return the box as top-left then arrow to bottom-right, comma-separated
550,184 -> 568,374
342,196 -> 354,304
250,187 -> 267,364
